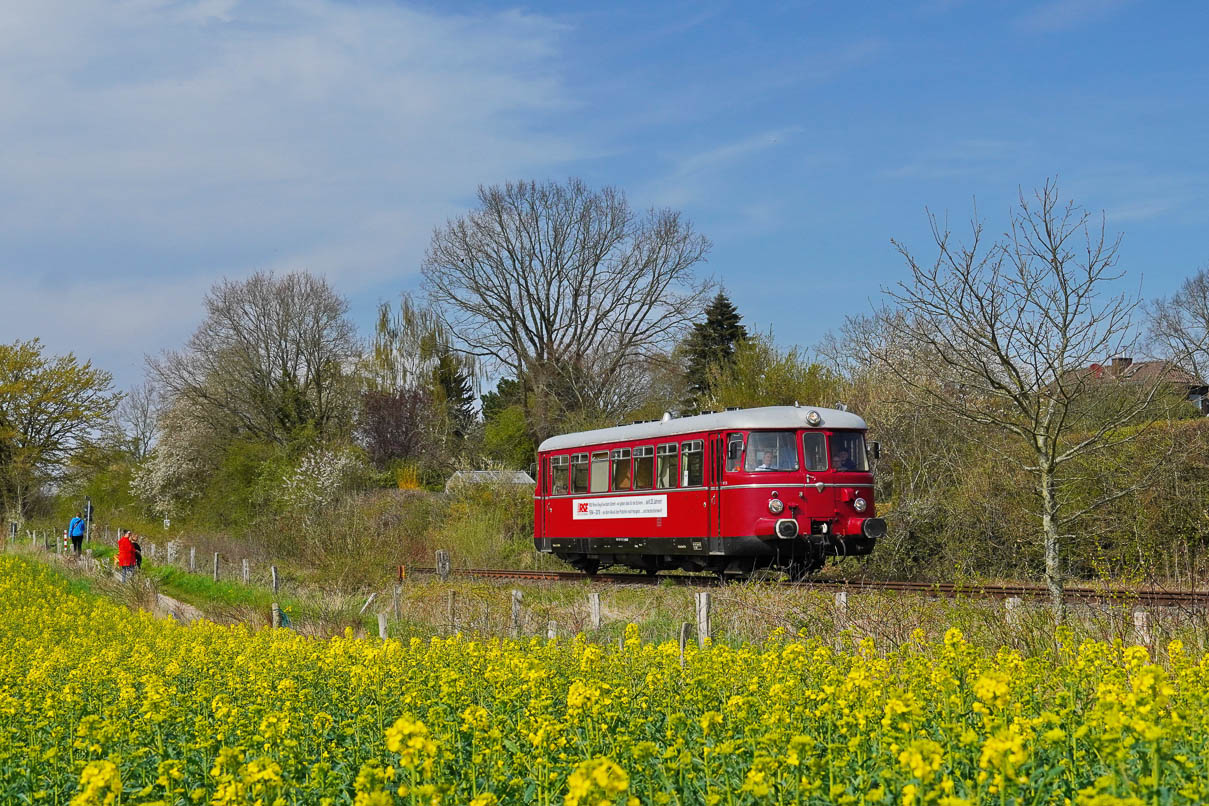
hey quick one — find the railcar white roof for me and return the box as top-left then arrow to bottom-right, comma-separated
538,405 -> 868,452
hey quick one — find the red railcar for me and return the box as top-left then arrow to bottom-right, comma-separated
533,405 -> 885,578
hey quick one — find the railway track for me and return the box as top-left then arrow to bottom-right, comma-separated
406,566 -> 1209,607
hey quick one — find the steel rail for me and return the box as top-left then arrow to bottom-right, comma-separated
405,566 -> 1209,606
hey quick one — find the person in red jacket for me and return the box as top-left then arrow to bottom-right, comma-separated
117,530 -> 137,581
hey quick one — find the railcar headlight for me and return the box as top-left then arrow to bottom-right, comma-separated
768,498 -> 784,514
853,497 -> 867,513
806,409 -> 822,426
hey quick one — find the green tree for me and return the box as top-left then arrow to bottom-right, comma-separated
483,405 -> 536,470
683,292 -> 747,409
701,332 -> 836,410
0,339 -> 120,522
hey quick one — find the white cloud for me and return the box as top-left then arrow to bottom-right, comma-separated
0,0 -> 588,380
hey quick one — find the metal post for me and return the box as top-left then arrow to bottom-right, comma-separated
695,591 -> 711,649
359,593 -> 378,616
589,592 -> 601,631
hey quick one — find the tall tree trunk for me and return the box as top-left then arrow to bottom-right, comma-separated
1039,465 -> 1065,620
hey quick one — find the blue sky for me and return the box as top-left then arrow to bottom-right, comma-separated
2,0 -> 1206,391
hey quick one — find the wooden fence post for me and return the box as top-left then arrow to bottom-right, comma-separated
547,620 -> 558,640
589,592 -> 602,631
271,565 -> 279,595
435,550 -> 451,580
212,552 -> 220,582
378,612 -> 388,640
696,592 -> 710,647
510,590 -> 522,637
189,546 -> 196,573
447,590 -> 457,634
679,622 -> 691,667
242,558 -> 250,585
271,602 -> 281,628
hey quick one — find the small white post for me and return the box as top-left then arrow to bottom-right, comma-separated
189,546 -> 196,573
212,552 -> 220,582
510,589 -> 523,636
435,549 -> 451,580
695,591 -> 711,649
378,612 -> 388,640
241,558 -> 250,585
589,592 -> 601,631
392,585 -> 401,620
835,591 -> 849,628
1005,596 -> 1023,627
359,593 -> 378,616
1133,609 -> 1152,647
271,565 -> 279,594
546,620 -> 557,640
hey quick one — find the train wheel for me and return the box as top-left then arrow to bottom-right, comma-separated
787,556 -> 824,582
644,566 -> 658,576
581,559 -> 600,576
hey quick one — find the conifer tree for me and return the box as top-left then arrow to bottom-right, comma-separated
683,292 -> 747,409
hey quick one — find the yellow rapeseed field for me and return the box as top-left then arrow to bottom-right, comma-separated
1,555 -> 1207,805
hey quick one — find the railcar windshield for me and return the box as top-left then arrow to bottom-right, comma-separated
829,432 -> 869,472
744,431 -> 799,471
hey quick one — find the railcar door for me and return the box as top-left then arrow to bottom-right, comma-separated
708,433 -> 724,538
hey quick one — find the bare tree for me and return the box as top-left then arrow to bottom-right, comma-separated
865,180 -> 1164,614
106,381 -> 161,462
1148,264 -> 1209,381
149,271 -> 359,445
422,178 -> 712,438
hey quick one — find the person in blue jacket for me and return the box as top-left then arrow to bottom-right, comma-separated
67,512 -> 86,556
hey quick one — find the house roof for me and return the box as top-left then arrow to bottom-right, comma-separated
444,470 -> 535,491
537,405 -> 868,452
1083,359 -> 1205,387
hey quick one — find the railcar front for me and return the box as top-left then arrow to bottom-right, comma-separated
533,406 -> 885,577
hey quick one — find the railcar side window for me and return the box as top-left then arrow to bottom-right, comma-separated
802,433 -> 827,471
611,449 -> 632,491
656,443 -> 678,488
570,453 -> 589,493
682,440 -> 704,486
590,451 -> 610,492
726,432 -> 746,472
634,446 -> 655,490
745,431 -> 800,471
550,455 -> 570,495
829,432 -> 869,472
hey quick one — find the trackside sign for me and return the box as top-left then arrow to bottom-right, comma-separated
572,495 -> 668,520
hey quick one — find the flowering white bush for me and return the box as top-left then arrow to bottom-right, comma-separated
130,401 -> 219,518
278,446 -> 366,515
